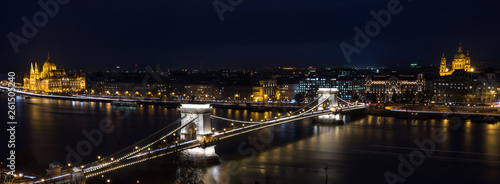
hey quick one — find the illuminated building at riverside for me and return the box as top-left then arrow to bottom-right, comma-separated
23,53 -> 86,93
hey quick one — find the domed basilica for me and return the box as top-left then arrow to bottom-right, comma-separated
23,53 -> 86,93
439,43 -> 473,76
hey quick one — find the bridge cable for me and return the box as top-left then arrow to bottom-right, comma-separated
82,116 -> 187,169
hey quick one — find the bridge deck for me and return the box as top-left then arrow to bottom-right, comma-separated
25,93 -> 365,183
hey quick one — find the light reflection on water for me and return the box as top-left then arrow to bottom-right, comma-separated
205,113 -> 500,184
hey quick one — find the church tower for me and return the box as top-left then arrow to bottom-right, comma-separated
464,50 -> 471,72
439,52 -> 447,76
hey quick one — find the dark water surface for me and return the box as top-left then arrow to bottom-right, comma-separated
1,93 -> 500,183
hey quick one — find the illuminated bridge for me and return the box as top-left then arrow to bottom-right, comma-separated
27,88 -> 366,184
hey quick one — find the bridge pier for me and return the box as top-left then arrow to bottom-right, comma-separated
178,104 -> 219,163
185,145 -> 219,164
317,88 -> 339,110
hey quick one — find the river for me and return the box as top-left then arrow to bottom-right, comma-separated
1,92 -> 499,183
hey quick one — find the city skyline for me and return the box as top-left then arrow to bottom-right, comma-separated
2,1 -> 500,184
7,42 -> 495,76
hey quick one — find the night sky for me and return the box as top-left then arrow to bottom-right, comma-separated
1,0 -> 499,72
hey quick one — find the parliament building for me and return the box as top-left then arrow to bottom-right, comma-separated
23,54 -> 86,93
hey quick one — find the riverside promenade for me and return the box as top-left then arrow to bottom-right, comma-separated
0,86 -> 302,110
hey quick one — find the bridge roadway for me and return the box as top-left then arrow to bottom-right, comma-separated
83,104 -> 366,178
80,104 -> 367,180
212,104 -> 367,140
91,105 -> 366,178
27,97 -> 365,183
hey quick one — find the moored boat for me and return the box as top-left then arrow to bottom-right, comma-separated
471,116 -> 498,124
111,100 -> 137,107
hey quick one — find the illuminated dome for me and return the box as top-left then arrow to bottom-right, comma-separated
440,43 -> 472,76
454,43 -> 466,59
454,51 -> 466,59
42,53 -> 57,71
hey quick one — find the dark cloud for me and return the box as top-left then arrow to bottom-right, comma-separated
1,0 -> 499,72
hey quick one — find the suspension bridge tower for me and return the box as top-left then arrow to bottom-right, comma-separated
178,104 -> 218,162
317,88 -> 339,109
178,104 -> 213,140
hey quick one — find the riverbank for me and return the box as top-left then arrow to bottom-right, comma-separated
369,107 -> 500,123
0,87 -> 301,112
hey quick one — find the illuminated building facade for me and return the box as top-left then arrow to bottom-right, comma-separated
23,54 -> 86,93
440,43 -> 473,76
277,84 -> 299,101
432,69 -> 498,103
299,76 -> 365,101
220,84 -> 254,101
252,79 -> 278,102
365,73 -> 425,102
